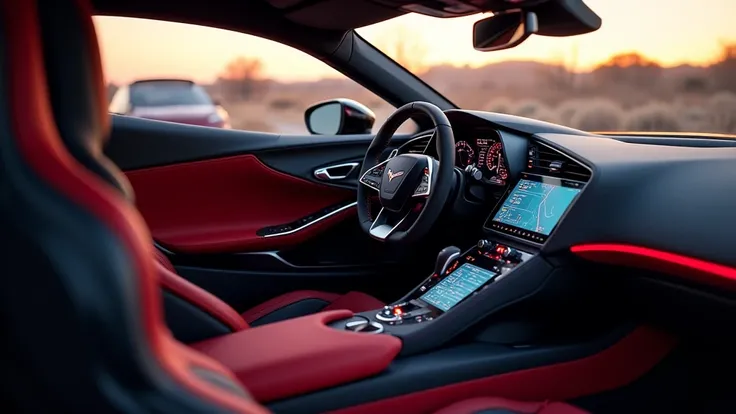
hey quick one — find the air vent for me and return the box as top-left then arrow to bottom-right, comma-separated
400,132 -> 433,154
527,143 -> 591,182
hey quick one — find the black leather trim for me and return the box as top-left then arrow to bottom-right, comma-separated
162,291 -> 233,343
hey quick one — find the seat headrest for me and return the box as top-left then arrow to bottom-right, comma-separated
37,0 -> 133,199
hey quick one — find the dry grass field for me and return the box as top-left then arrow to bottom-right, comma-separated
108,46 -> 736,136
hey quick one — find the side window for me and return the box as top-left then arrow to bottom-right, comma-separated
94,16 -> 412,134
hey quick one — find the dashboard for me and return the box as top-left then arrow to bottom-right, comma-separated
396,109 -> 736,274
374,108 -> 736,359
399,118 -> 591,247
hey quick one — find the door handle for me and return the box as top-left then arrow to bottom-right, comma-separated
314,162 -> 360,181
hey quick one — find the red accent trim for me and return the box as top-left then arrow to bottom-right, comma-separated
2,1 -> 264,412
154,249 -> 176,273
241,290 -> 340,324
571,243 -> 736,290
157,261 -> 249,331
327,326 -> 675,414
125,154 -> 355,253
192,310 -> 402,403
434,398 -> 588,414
322,291 -> 385,313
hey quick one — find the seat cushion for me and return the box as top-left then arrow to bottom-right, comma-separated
242,290 -> 385,326
435,398 -> 588,414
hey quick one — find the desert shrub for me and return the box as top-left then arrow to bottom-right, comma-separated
569,99 -> 625,131
269,98 -> 298,110
677,105 -> 710,132
481,97 -> 513,114
511,99 -> 548,118
531,107 -> 559,124
706,91 -> 736,133
626,102 -> 682,132
554,99 -> 587,126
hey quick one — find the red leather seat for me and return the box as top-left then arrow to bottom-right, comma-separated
23,0 -> 385,337
154,249 -> 384,336
435,398 -> 588,414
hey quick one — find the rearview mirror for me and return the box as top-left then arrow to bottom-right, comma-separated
473,10 -> 538,52
305,99 -> 376,135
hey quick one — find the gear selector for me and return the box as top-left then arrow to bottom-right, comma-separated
434,246 -> 461,276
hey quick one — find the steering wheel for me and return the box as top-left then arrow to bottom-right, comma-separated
357,102 -> 455,243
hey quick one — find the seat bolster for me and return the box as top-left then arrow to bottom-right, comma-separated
157,262 -> 248,332
241,290 -> 341,324
323,291 -> 385,313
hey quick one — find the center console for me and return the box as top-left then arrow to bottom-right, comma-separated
373,240 -> 533,326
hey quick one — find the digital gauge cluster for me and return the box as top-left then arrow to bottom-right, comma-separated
455,133 -> 508,186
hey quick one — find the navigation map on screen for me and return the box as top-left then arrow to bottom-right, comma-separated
420,263 -> 498,312
492,178 -> 581,236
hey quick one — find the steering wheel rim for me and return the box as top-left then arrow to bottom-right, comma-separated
357,101 -> 455,243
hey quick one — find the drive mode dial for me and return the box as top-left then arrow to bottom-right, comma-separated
376,307 -> 401,322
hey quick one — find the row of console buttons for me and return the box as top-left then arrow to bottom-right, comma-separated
413,169 -> 430,195
376,302 -> 433,324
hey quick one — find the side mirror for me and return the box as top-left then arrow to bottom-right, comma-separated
305,99 -> 376,135
473,10 -> 538,52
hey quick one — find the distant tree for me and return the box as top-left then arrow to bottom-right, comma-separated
592,53 -> 662,89
217,56 -> 266,100
378,25 -> 428,73
711,41 -> 736,92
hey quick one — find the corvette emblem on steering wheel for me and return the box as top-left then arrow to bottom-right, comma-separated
387,169 -> 405,182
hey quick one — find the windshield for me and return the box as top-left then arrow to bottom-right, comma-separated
130,81 -> 213,107
359,0 -> 736,134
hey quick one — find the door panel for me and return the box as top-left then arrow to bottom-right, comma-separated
126,154 -> 355,253
106,115 -> 432,304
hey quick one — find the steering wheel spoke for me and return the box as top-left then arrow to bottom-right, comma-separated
369,208 -> 412,241
359,160 -> 387,191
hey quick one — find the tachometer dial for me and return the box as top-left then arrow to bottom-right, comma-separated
485,142 -> 508,185
455,141 -> 475,168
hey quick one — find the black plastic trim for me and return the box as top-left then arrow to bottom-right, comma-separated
256,201 -> 356,236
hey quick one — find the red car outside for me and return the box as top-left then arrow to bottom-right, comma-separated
109,79 -> 230,128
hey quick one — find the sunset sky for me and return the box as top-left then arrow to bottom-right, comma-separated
94,0 -> 736,84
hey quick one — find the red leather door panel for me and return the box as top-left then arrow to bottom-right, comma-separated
126,154 -> 355,253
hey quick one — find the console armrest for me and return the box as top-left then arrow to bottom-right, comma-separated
191,310 -> 402,402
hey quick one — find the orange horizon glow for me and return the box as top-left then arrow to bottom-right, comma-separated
93,0 -> 736,85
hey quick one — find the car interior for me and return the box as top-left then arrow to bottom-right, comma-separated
2,0 -> 736,413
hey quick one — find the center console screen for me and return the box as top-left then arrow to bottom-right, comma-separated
486,172 -> 583,244
420,263 -> 499,311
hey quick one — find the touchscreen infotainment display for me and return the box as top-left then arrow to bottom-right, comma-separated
488,173 -> 582,243
420,263 -> 498,312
